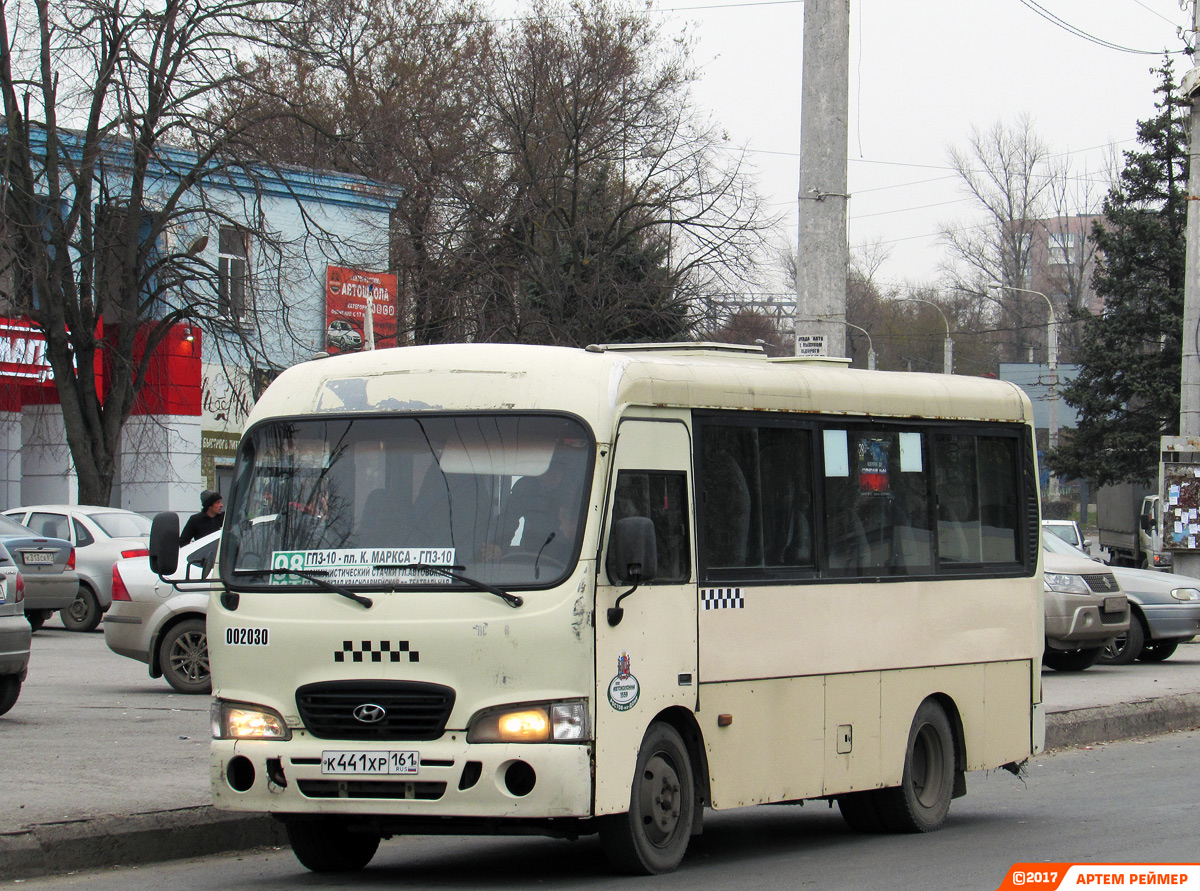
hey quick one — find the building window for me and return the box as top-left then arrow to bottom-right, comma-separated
218,226 -> 249,319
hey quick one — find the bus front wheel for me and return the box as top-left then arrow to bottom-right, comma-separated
599,721 -> 696,875
285,818 -> 379,873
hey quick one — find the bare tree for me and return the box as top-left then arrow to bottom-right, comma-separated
0,0 -> 318,504
940,115 -> 1060,363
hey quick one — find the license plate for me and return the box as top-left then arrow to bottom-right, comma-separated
1103,596 -> 1124,614
22,552 -> 54,565
320,750 -> 420,775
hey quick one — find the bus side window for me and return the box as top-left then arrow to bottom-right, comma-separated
609,471 -> 690,583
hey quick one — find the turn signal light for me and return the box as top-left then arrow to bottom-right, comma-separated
14,572 -> 24,604
66,548 -> 76,571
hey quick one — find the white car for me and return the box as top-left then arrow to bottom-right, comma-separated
1042,519 -> 1091,556
4,505 -> 151,632
104,531 -> 215,693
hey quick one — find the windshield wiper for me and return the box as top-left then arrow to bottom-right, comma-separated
232,568 -> 373,609
377,563 -> 523,609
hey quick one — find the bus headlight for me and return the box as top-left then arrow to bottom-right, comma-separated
212,699 -> 292,740
467,700 -> 590,743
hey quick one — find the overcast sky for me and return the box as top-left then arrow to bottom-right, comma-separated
661,0 -> 1191,293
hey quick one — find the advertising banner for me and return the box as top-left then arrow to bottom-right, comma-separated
324,265 -> 399,354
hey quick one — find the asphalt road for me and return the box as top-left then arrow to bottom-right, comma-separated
11,729 -> 1200,890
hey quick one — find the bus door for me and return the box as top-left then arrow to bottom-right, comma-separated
593,417 -> 698,815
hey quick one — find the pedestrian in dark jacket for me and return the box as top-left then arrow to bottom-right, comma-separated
180,490 -> 224,545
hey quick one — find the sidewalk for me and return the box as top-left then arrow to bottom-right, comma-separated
2,629 -> 1198,881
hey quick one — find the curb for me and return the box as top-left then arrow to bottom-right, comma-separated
1043,692 -> 1200,750
0,806 -> 285,881
3,698 -> 1200,881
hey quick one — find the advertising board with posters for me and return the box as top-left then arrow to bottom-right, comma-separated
324,265 -> 399,354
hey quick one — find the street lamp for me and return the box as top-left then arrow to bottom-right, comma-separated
993,284 -> 1059,496
901,298 -> 953,375
844,322 -> 876,370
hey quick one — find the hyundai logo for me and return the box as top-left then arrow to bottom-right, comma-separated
353,703 -> 387,724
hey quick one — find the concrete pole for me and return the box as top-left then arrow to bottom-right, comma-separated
794,0 -> 849,358
1175,0 -> 1200,576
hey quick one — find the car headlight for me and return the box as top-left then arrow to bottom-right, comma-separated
211,699 -> 291,740
467,700 -> 590,743
1044,573 -> 1091,595
1170,587 -> 1200,602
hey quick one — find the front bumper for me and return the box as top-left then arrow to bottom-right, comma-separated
1141,602 -> 1200,641
1044,590 -> 1129,648
212,735 -> 594,821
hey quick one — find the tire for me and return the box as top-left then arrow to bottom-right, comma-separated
0,675 -> 21,716
1043,646 -> 1103,672
1138,639 -> 1181,663
838,790 -> 887,833
60,586 -> 102,632
25,610 -> 50,632
1099,616 -> 1145,665
286,818 -> 379,873
872,699 -> 956,833
599,722 -> 696,875
158,618 -> 211,694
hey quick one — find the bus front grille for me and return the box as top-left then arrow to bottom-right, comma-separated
298,779 -> 447,800
295,680 -> 456,740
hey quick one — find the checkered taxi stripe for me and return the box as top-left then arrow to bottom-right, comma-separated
334,641 -> 420,663
701,588 -> 745,610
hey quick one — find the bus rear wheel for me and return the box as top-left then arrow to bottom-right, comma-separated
599,721 -> 696,875
873,699 -> 955,833
285,818 -> 379,873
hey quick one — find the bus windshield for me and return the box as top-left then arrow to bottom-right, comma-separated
221,414 -> 593,590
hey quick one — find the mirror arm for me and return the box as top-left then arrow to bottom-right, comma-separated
606,572 -> 642,627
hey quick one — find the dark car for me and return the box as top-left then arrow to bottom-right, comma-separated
0,513 -> 79,631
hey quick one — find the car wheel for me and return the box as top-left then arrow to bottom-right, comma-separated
60,585 -> 102,632
286,818 -> 379,872
1099,616 -> 1145,665
158,618 -> 211,694
25,609 -> 50,632
1138,639 -> 1181,663
1043,646 -> 1103,671
0,675 -> 21,716
599,722 -> 697,875
873,699 -> 956,833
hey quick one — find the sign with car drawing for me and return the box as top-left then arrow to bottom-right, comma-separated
324,265 -> 399,354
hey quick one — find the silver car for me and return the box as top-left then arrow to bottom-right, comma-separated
104,531 -> 214,693
0,514 -> 79,631
0,551 -> 29,716
4,505 -> 151,632
1042,532 -> 1200,664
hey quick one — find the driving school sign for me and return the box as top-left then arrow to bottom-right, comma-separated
325,265 -> 399,353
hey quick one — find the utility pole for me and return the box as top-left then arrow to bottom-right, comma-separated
1173,0 -> 1200,577
794,0 -> 850,359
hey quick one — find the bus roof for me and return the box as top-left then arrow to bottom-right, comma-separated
246,343 -> 1035,434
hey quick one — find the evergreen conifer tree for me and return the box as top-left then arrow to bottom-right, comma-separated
1048,60 -> 1188,486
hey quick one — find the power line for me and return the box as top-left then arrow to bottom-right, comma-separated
1015,0 -> 1185,55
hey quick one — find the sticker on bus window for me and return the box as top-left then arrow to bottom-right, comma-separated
607,650 -> 640,712
269,548 -> 455,584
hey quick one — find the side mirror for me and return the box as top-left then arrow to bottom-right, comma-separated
149,512 -> 181,576
607,516 -> 658,585
1139,515 -> 1153,534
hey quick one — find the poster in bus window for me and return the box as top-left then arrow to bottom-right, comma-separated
857,436 -> 890,494
324,265 -> 399,354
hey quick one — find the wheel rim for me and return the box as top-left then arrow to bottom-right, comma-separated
911,723 -> 948,809
1103,633 -> 1127,660
67,594 -> 92,623
169,631 -> 209,683
638,752 -> 683,847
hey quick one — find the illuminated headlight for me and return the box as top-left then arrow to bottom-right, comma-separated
467,700 -> 591,743
211,700 -> 291,740
1044,573 -> 1090,595
1170,587 -> 1200,602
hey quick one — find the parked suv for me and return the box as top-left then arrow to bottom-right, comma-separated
1042,532 -> 1130,671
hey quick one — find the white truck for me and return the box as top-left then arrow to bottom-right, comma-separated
1096,482 -> 1170,570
